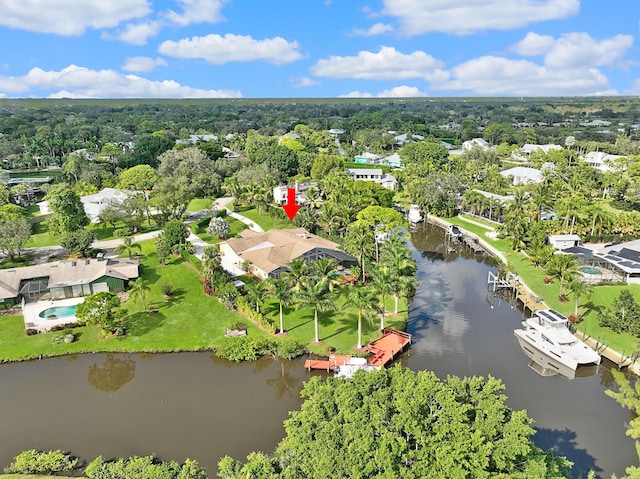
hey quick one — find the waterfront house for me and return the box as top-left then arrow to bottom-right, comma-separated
381,153 -> 402,168
220,228 -> 355,279
0,257 -> 139,306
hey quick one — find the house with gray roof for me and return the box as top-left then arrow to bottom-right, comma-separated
0,257 -> 139,306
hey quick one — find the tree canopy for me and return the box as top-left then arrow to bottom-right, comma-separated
219,367 -> 572,479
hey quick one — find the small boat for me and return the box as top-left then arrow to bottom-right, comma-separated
514,309 -> 601,373
408,205 -> 423,224
446,224 -> 463,239
335,357 -> 381,379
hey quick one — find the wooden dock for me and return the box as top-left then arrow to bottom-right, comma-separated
487,271 -> 546,313
573,331 -> 638,368
304,329 -> 412,372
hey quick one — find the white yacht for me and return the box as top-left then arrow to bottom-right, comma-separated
514,309 -> 601,372
408,205 -> 423,224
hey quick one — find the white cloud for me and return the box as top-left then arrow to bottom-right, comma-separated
158,34 -> 304,65
0,0 -> 151,35
512,32 -> 556,56
311,47 -> 446,82
340,85 -> 427,98
543,33 -> 633,69
512,32 -> 634,69
104,21 -> 163,45
122,56 -> 168,73
352,23 -> 394,36
291,77 -> 319,88
381,0 -> 580,36
0,65 -> 242,98
164,0 -> 227,26
435,56 -> 615,96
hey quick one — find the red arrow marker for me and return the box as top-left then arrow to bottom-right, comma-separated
282,187 -> 300,221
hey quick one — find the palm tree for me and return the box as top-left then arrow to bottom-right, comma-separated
372,265 -> 394,330
310,257 -> 339,290
343,223 -> 375,281
568,279 -> 593,319
296,277 -> 336,344
244,281 -> 268,314
392,274 -> 418,315
265,278 -> 294,334
547,254 -> 581,297
114,237 -> 142,259
282,258 -> 309,291
344,286 -> 377,349
129,278 -> 149,311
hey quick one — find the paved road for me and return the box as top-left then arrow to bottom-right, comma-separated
17,196 -> 261,263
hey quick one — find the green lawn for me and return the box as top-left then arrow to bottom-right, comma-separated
186,198 -> 213,212
239,208 -> 292,231
86,221 -> 158,241
0,239 -> 409,361
24,220 -> 58,248
191,215 -> 246,243
263,293 -> 408,356
0,240 -> 266,362
450,215 -> 640,354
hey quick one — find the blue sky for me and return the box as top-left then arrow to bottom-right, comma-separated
0,0 -> 638,98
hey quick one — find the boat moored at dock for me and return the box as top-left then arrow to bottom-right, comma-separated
514,309 -> 601,373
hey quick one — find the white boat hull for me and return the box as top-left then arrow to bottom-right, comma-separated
514,329 -> 600,373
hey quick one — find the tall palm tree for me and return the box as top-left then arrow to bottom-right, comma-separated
392,274 -> 418,315
114,237 -> 142,259
265,278 -> 294,334
344,285 -> 377,349
129,278 -> 149,311
372,265 -> 394,330
296,277 -> 336,344
343,223 -> 375,281
568,279 -> 593,319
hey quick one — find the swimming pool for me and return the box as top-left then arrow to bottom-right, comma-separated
581,267 -> 600,275
38,305 -> 77,320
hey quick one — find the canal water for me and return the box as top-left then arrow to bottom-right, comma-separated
0,223 -> 635,478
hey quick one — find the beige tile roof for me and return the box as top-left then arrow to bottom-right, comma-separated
0,257 -> 139,299
226,228 -> 342,274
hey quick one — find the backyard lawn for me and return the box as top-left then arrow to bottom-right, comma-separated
264,294 -> 408,356
186,198 -> 213,212
237,208 -> 292,231
191,215 -> 246,243
0,240 -> 264,362
0,239 -> 410,361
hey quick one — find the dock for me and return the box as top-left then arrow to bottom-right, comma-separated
304,328 -> 412,372
487,271 -> 546,313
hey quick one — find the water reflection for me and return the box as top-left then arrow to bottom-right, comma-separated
535,427 -> 600,478
87,354 -> 136,392
266,360 -> 302,399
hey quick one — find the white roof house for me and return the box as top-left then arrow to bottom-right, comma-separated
273,181 -> 318,205
548,234 -> 580,250
346,168 -> 397,190
38,188 -> 132,223
500,167 -> 544,186
583,151 -> 628,173
462,138 -> 490,152
394,133 -> 424,145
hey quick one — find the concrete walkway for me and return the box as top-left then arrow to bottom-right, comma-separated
212,196 -> 265,233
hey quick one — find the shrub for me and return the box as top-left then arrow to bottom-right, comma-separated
161,281 -> 175,297
216,337 -> 262,361
207,216 -> 230,239
276,337 -> 307,359
4,449 -> 78,475
85,454 -> 206,479
113,227 -> 132,238
235,295 -> 276,333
